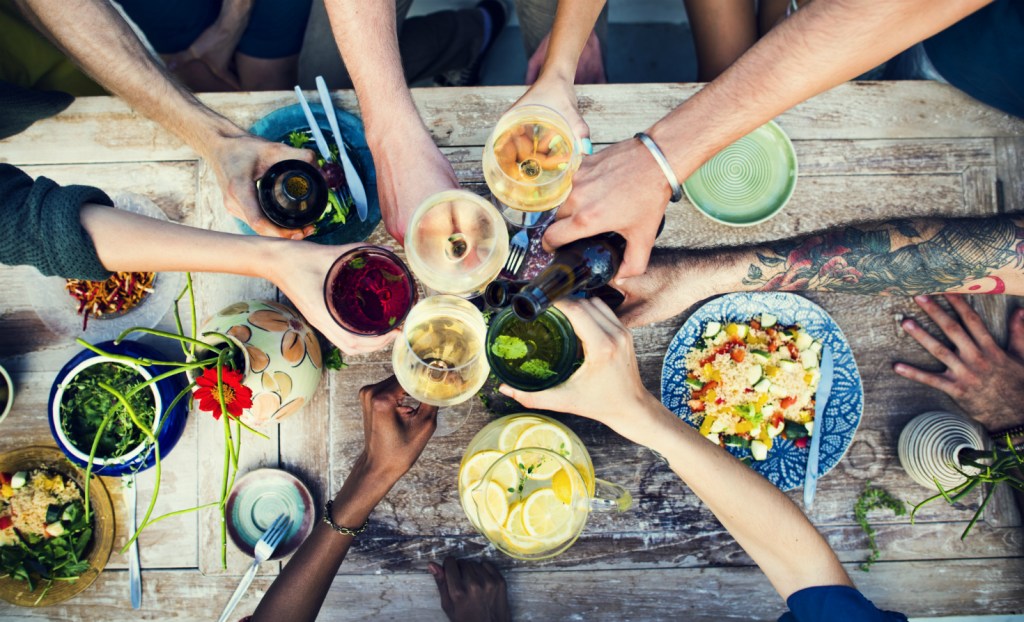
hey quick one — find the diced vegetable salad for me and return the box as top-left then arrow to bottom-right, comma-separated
684,314 -> 822,461
0,470 -> 93,592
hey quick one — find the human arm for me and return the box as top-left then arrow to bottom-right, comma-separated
163,0 -> 254,86
322,0 -> 458,244
78,203 -> 398,354
499,299 -> 852,599
14,0 -> 315,239
614,215 -> 1024,326
543,0 -> 994,277
251,376 -> 437,622
515,0 -> 607,142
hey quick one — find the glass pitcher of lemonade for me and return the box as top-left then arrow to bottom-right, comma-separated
458,413 -> 631,560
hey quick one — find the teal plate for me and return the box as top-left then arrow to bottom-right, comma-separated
683,120 -> 797,226
226,468 -> 315,559
246,103 -> 381,244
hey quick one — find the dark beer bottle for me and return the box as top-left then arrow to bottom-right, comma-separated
483,279 -> 530,310
511,232 -> 626,321
256,159 -> 328,229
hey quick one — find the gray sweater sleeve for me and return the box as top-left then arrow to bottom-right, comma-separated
0,163 -> 113,281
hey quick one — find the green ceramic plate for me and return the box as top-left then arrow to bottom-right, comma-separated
683,120 -> 797,226
226,468 -> 315,560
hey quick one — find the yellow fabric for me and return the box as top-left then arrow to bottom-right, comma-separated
0,0 -> 105,96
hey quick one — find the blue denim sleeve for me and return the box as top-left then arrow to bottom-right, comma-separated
778,585 -> 908,622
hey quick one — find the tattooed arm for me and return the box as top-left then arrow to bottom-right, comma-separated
615,216 -> 1024,326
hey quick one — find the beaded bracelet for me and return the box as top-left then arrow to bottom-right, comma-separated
635,132 -> 684,203
322,500 -> 369,537
990,423 -> 1024,441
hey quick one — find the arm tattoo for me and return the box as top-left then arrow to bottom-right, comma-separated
744,217 -> 1024,295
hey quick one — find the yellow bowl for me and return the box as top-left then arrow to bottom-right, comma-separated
0,446 -> 115,607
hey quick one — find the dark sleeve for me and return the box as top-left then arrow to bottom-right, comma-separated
0,163 -> 114,281
778,586 -> 908,622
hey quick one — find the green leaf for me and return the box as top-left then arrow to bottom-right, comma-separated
490,335 -> 528,360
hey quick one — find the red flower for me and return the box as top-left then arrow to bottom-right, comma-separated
195,367 -> 253,419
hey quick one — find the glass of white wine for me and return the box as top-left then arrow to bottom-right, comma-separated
405,190 -> 509,298
482,104 -> 583,229
392,295 -> 490,434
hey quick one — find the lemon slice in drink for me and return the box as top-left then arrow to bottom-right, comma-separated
514,422 -> 572,480
503,501 -> 542,555
551,468 -> 574,504
471,481 -> 510,533
522,488 -> 575,545
498,416 -> 544,451
460,450 -> 503,490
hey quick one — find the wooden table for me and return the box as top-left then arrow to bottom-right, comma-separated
1,83 -> 1023,621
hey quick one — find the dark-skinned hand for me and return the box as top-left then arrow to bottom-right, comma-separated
427,557 -> 511,622
359,375 -> 437,481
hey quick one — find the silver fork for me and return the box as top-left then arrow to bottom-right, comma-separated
503,230 -> 528,277
216,514 -> 292,622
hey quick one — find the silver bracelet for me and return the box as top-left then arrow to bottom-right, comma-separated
634,132 -> 683,203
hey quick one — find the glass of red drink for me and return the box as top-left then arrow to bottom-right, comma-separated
324,246 -> 417,336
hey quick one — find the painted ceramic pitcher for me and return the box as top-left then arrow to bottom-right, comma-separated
198,301 -> 323,427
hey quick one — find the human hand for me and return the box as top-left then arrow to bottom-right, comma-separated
894,295 -> 1024,432
498,299 -> 657,442
513,73 -> 590,150
427,557 -> 511,622
360,375 -> 438,480
543,138 -> 671,277
525,30 -> 606,85
613,249 -> 722,327
367,127 -> 460,245
207,133 -> 317,239
266,240 -> 401,355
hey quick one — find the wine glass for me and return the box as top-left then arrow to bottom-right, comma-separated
391,295 -> 490,434
324,246 -> 417,335
482,104 -> 583,230
404,190 -> 509,298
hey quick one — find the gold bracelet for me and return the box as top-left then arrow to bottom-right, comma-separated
322,500 -> 369,537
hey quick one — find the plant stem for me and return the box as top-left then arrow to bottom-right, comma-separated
115,327 -> 212,350
82,406 -> 117,522
100,382 -> 162,552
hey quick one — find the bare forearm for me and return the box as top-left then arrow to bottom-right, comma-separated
625,395 -> 850,599
79,204 -> 276,277
647,0 -> 993,180
15,0 -> 243,155
323,0 -> 423,138
539,0 -> 607,81
692,216 -> 1024,298
252,455 -> 396,622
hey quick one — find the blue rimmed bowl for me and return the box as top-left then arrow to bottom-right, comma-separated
48,340 -> 189,476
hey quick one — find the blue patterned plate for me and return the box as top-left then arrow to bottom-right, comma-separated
661,292 -> 863,491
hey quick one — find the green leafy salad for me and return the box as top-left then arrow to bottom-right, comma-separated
0,470 -> 93,596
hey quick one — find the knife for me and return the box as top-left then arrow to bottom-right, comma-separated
125,474 -> 142,609
315,76 -> 369,222
803,346 -> 834,509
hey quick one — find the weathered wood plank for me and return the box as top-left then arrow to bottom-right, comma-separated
996,136 -> 1024,214
1,558 -> 1022,621
2,83 -> 1022,167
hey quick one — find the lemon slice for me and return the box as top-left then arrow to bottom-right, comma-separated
470,481 -> 509,533
460,481 -> 483,531
551,468 -> 574,504
459,450 -> 503,491
503,501 -> 543,555
498,416 -> 545,451
514,422 -> 573,480
522,488 -> 575,544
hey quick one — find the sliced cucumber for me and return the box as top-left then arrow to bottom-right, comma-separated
704,433 -> 721,445
809,340 -> 823,355
710,418 -> 731,434
768,419 -> 785,438
753,377 -> 772,393
745,364 -> 763,386
684,377 -> 705,390
778,359 -> 800,371
795,331 -> 813,350
761,404 -> 777,417
800,350 -> 820,370
760,313 -> 778,328
784,420 -> 809,439
769,383 -> 789,397
750,440 -> 769,461
703,321 -> 723,338
10,472 -> 27,489
724,435 -> 751,449
44,521 -> 65,538
750,350 -> 771,363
